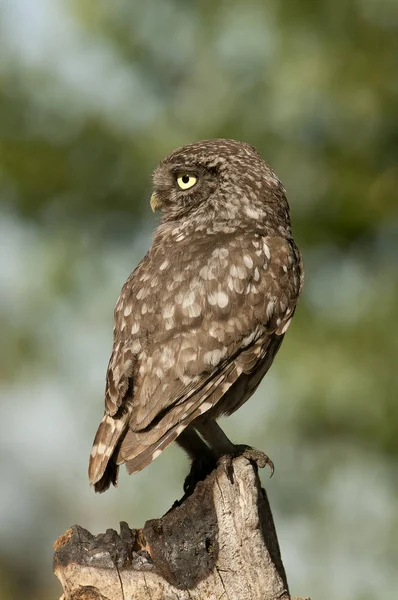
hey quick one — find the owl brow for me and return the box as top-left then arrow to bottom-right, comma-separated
170,166 -> 199,177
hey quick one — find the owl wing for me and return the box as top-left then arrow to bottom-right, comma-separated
89,233 -> 301,490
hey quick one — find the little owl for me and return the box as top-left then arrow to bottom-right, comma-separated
89,138 -> 303,492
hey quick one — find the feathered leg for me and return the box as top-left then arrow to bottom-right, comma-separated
176,426 -> 216,492
195,419 -> 274,475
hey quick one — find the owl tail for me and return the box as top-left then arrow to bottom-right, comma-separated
88,411 -> 130,493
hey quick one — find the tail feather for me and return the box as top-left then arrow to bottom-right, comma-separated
93,458 -> 119,493
123,423 -> 185,475
88,410 -> 129,492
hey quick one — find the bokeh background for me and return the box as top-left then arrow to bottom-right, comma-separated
1,1 -> 397,599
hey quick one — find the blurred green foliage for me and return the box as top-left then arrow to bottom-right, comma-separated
0,1 -> 397,599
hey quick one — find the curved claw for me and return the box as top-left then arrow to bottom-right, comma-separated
266,457 -> 275,478
235,445 -> 275,477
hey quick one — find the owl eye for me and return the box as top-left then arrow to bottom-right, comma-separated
176,174 -> 197,190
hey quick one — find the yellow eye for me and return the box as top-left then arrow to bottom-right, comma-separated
176,174 -> 197,190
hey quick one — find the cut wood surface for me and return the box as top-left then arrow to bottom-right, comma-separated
54,456 -> 309,600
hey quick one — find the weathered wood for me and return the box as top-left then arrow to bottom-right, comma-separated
54,456 -> 305,600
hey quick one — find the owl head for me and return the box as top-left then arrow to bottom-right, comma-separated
150,139 -> 286,224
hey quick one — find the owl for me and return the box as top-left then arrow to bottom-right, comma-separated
89,139 -> 303,493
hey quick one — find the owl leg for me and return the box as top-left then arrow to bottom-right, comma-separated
194,419 -> 235,454
176,426 -> 216,493
176,426 -> 213,460
195,419 -> 274,476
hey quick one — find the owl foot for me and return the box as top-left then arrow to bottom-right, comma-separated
218,445 -> 274,478
183,455 -> 217,494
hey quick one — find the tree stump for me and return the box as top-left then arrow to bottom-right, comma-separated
54,456 -> 306,600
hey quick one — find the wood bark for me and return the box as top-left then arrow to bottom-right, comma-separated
54,456 -> 308,600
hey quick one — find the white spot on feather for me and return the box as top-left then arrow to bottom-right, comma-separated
242,331 -> 257,346
185,303 -> 202,318
123,359 -> 133,373
266,300 -> 275,319
234,278 -> 245,294
212,248 -> 229,259
131,340 -> 141,353
124,305 -> 132,317
163,304 -> 175,318
97,443 -> 107,455
207,292 -> 217,306
243,255 -> 253,269
281,318 -> 292,334
140,271 -> 151,282
204,348 -> 227,366
263,242 -> 271,259
159,259 -> 169,271
230,264 -> 246,279
216,291 -> 229,308
155,367 -> 164,379
200,265 -> 216,281
245,206 -> 262,219
182,290 -> 196,308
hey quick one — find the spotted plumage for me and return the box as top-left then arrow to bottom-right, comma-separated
89,138 -> 303,492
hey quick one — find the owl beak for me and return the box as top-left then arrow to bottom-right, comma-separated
150,192 -> 162,212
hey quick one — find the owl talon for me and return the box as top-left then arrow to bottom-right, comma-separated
233,445 -> 275,477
